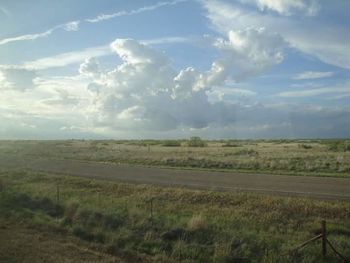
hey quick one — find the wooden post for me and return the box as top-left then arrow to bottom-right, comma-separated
56,184 -> 60,217
56,184 -> 60,204
322,220 -> 327,257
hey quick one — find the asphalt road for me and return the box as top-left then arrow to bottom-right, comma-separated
1,155 -> 350,200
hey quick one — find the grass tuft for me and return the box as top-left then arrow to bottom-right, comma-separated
187,214 -> 208,231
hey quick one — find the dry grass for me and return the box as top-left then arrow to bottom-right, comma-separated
0,220 -> 118,262
0,168 -> 349,262
187,214 -> 208,231
65,200 -> 80,222
0,139 -> 349,177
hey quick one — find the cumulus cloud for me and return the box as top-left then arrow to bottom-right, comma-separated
20,36 -> 190,71
173,27 -> 285,98
214,27 -> 285,79
0,66 -> 37,91
202,0 -> 350,69
81,36 -> 284,131
41,89 -> 79,106
293,71 -> 334,80
79,57 -> 101,77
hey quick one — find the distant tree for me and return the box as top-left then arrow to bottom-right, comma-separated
162,140 -> 181,147
187,137 -> 207,147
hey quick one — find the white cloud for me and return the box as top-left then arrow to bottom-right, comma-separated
279,84 -> 350,98
0,6 -> 12,17
84,39 -> 215,130
0,66 -> 37,91
141,36 -> 192,45
0,0 -> 187,46
86,0 -> 188,23
79,57 -> 101,77
82,37 -> 284,132
0,21 -> 81,46
41,88 -> 79,106
62,21 -> 80,31
294,71 -> 334,80
17,36 -> 190,71
173,27 -> 285,98
239,0 -> 320,16
22,45 -> 110,70
213,27 -> 285,79
202,0 -> 350,69
0,28 -> 54,46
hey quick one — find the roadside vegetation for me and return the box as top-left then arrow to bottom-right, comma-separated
0,171 -> 349,262
0,139 -> 350,177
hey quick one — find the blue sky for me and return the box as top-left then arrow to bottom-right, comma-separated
0,0 -> 349,139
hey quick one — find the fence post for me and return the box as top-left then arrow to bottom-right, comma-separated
56,184 -> 60,205
322,220 -> 327,257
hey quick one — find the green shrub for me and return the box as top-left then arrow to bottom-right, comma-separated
162,140 -> 181,147
234,149 -> 258,156
188,137 -> 207,147
327,141 -> 350,152
10,193 -> 63,217
103,211 -> 127,229
222,142 -> 240,147
298,144 -> 312,149
73,226 -> 96,242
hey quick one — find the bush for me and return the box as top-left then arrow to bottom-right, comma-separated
327,141 -> 350,152
103,211 -> 127,229
187,137 -> 207,147
234,149 -> 258,156
222,142 -> 240,147
73,226 -> 96,242
299,144 -> 312,149
162,140 -> 181,147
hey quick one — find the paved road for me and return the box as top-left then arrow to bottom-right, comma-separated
1,155 -> 350,200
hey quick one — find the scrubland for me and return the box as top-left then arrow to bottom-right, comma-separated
0,170 -> 349,262
0,139 -> 349,177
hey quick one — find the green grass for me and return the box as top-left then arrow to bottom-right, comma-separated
1,170 -> 349,262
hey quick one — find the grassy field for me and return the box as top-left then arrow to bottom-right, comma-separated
0,170 -> 349,262
0,139 -> 350,177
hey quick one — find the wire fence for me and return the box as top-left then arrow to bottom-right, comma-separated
288,220 -> 348,262
41,184 -> 350,262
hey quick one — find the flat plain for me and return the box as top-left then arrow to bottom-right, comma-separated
0,139 -> 349,262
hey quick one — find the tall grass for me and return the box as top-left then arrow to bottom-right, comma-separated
0,170 -> 349,262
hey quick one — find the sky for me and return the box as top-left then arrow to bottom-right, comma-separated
0,0 -> 349,139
